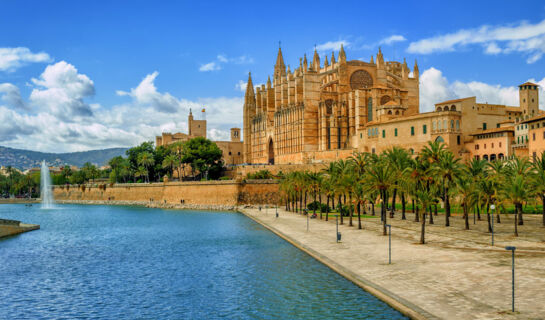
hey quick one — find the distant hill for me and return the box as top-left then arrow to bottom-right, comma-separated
0,146 -> 129,170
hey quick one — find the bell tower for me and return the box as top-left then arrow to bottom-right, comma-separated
519,82 -> 539,118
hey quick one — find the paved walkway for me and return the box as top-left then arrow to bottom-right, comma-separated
241,208 -> 545,320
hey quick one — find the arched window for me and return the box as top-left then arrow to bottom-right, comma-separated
437,106 -> 442,112
435,136 -> 444,143
483,155 -> 489,161
451,105 -> 456,111
456,120 -> 460,130
498,153 -> 504,159
490,154 -> 496,161
388,110 -> 392,115
409,148 -> 414,154
395,110 -> 399,115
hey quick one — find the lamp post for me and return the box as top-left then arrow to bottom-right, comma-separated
490,204 -> 495,246
275,206 -> 278,218
505,246 -> 516,313
307,209 -> 309,231
386,224 -> 391,264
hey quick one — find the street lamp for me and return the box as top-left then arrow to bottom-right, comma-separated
386,224 -> 391,264
505,246 -> 516,313
275,206 -> 278,218
490,204 -> 495,246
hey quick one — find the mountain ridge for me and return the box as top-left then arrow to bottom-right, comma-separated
0,146 -> 128,170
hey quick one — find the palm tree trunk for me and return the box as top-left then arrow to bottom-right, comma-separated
390,188 -> 397,218
401,193 -> 406,220
339,195 -> 343,225
420,210 -> 426,244
514,203 -> 520,237
412,199 -> 415,213
487,205 -> 492,233
477,205 -> 481,220
496,209 -> 501,224
313,191 -> 317,216
382,190 -> 387,236
331,195 -> 335,217
358,202 -> 362,229
434,204 -> 438,216
415,204 -> 420,222
349,193 -> 353,227
445,188 -> 450,227
326,196 -> 330,221
429,206 -> 434,224
371,202 -> 375,216
318,193 -> 322,219
542,195 -> 545,226
464,203 -> 469,230
518,204 -> 524,225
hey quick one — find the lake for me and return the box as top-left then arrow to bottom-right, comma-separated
0,204 -> 407,319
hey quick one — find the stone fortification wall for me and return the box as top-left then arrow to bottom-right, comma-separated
53,180 -> 280,205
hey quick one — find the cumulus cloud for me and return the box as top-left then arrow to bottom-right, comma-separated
315,40 -> 350,52
235,80 -> 247,92
0,47 -> 52,72
29,61 -> 95,119
199,54 -> 253,72
0,83 -> 27,110
0,64 -> 243,152
116,71 -> 184,113
199,61 -> 221,72
379,35 -> 407,45
419,67 -> 545,112
408,18 -> 545,63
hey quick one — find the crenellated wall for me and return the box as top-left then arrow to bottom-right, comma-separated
52,180 -> 280,205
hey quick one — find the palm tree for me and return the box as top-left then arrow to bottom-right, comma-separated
138,151 -> 155,183
135,166 -> 147,183
384,147 -> 410,218
162,154 -> 176,178
364,156 -> 395,235
466,158 -> 487,221
501,174 -> 531,237
505,156 -> 531,225
531,151 -> 545,226
431,151 -> 462,227
306,171 -> 323,218
455,174 -> 476,230
415,184 -> 438,244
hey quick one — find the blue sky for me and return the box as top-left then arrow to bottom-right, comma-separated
1,0 -> 545,152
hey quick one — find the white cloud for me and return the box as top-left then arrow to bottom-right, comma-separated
315,40 -> 350,52
199,54 -> 253,72
0,47 -> 52,72
379,35 -> 406,45
29,61 -> 95,119
116,71 -> 183,113
199,61 -> 221,72
0,83 -> 26,110
235,80 -> 247,92
419,67 -> 545,112
0,65 -> 244,153
408,18 -> 545,63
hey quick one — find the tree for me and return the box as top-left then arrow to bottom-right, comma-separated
501,174 -> 531,237
162,154 -> 177,178
364,156 -> 395,235
531,151 -> 545,226
431,151 -> 462,227
181,137 -> 223,180
137,152 -> 155,183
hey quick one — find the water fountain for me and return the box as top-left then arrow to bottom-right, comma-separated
40,160 -> 55,209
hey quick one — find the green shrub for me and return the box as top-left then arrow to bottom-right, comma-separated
307,201 -> 330,212
219,176 -> 231,180
246,170 -> 273,179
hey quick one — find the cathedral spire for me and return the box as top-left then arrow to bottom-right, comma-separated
274,45 -> 286,79
324,55 -> 329,67
339,43 -> 346,63
413,59 -> 419,78
370,55 -> 374,64
303,54 -> 308,72
312,47 -> 320,70
266,75 -> 271,89
244,72 -> 255,104
331,51 -> 336,65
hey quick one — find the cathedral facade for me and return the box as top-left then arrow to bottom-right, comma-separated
243,45 -> 419,164
243,45 -> 540,166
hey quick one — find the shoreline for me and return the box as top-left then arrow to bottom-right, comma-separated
240,208 -> 435,320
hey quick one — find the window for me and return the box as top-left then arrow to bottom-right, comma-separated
456,120 -> 460,130
457,135 -> 461,145
395,128 -> 398,137
543,131 -> 545,139
360,133 -> 363,139
423,125 -> 427,134
496,123 -> 500,128
475,144 -> 479,150
229,152 -> 232,155
483,123 -> 487,130
475,155 -> 480,160
382,130 -> 385,138
237,152 -> 240,155
484,144 -> 487,149
432,121 -> 436,130
499,142 -> 502,148
450,120 -> 454,129
411,126 -> 415,136
372,148 -> 375,154
491,143 -> 494,148
533,133 -> 536,141
367,98 -> 373,121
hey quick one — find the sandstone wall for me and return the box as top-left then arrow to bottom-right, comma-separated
53,180 -> 280,205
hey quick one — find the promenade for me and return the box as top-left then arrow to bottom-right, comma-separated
241,208 -> 545,320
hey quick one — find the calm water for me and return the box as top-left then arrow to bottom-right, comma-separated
0,204 -> 407,319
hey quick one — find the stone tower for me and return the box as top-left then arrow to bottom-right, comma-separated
519,82 -> 539,118
188,108 -> 207,138
231,128 -> 241,142
242,72 -> 256,163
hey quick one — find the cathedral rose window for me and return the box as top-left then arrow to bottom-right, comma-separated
350,70 -> 373,90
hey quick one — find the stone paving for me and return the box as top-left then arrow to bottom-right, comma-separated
242,207 -> 545,320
